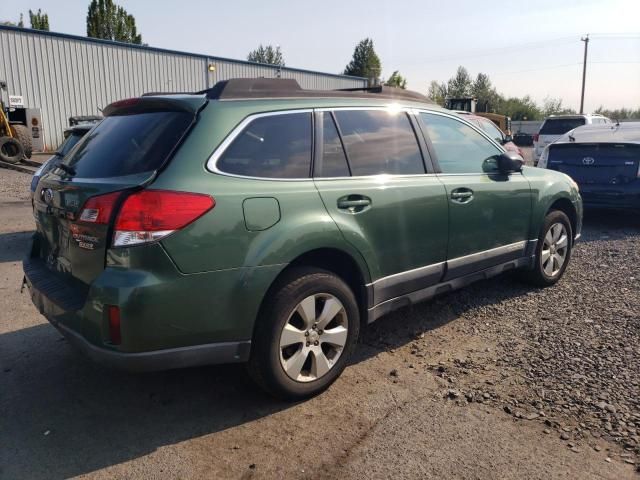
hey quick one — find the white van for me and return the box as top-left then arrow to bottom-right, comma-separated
533,114 -> 611,164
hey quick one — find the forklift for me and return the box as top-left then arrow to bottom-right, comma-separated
0,80 -> 32,164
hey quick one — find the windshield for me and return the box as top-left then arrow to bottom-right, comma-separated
61,111 -> 193,178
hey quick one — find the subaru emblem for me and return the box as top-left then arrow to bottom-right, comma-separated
41,188 -> 54,205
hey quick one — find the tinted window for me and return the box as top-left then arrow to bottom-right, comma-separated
333,110 -> 424,176
478,119 -> 504,143
319,113 -> 350,177
62,112 -> 192,178
421,113 -> 502,174
57,131 -> 87,156
217,112 -> 312,178
540,118 -> 585,135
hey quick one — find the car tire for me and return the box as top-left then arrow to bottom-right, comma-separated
10,125 -> 32,159
0,136 -> 25,164
248,267 -> 360,400
522,210 -> 573,287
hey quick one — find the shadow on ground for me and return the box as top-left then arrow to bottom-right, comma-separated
0,230 -> 32,263
0,268 -> 535,479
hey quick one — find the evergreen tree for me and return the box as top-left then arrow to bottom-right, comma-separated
247,45 -> 285,66
87,0 -> 142,44
344,38 -> 382,85
384,71 -> 407,89
29,9 -> 50,31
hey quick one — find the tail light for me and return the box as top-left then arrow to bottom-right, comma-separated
113,190 -> 215,246
78,189 -> 215,246
107,305 -> 121,345
79,192 -> 122,224
533,133 -> 539,143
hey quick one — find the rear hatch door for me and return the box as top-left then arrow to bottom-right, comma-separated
547,143 -> 640,185
538,118 -> 586,151
31,95 -> 205,295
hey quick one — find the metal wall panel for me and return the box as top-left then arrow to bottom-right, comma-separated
0,26 -> 366,150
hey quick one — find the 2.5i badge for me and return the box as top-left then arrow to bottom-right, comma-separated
69,224 -> 99,250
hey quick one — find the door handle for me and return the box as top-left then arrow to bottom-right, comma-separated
337,195 -> 372,213
450,188 -> 474,203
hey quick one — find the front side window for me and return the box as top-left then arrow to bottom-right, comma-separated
333,110 -> 424,176
478,119 -> 504,144
217,112 -> 312,178
420,113 -> 502,174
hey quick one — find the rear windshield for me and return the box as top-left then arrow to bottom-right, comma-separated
540,118 -> 585,135
56,131 -> 87,156
61,111 -> 192,178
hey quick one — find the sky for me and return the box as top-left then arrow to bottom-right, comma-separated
1,0 -> 639,112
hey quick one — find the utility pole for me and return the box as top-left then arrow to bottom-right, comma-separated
579,34 -> 589,114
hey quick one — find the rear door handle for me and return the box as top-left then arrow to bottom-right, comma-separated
337,195 -> 371,213
450,188 -> 474,204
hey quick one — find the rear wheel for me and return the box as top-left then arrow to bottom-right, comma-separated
10,125 -> 32,159
248,267 -> 360,400
522,210 -> 573,287
0,136 -> 24,164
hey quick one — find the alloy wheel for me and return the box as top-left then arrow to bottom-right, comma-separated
279,293 -> 348,382
541,222 -> 569,277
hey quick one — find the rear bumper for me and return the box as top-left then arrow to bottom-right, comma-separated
48,316 -> 250,372
23,235 -> 283,371
579,184 -> 640,210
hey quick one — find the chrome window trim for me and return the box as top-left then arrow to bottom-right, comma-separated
206,108 -> 314,181
207,105 -> 439,181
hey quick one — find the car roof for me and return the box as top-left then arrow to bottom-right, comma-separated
554,122 -> 640,144
64,124 -> 94,134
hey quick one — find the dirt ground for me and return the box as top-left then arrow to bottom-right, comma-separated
0,164 -> 638,480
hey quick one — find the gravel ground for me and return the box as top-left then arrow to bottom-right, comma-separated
0,166 -> 638,479
0,168 -> 31,202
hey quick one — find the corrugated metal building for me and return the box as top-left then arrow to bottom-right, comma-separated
0,25 -> 367,150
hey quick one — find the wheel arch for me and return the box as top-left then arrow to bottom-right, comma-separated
547,196 -> 577,243
253,247 -> 371,336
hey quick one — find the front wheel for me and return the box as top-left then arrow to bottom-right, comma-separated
248,267 -> 360,400
522,210 -> 573,287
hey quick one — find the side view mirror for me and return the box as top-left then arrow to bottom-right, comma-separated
497,152 -> 523,173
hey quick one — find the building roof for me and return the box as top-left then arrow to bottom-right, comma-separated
0,24 -> 366,82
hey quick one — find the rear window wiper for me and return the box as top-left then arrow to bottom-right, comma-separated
56,163 -> 76,176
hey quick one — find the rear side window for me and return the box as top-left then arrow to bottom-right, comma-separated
318,113 -> 350,177
333,110 -> 424,176
540,118 -> 585,135
56,131 -> 87,156
63,112 -> 192,178
217,112 -> 312,178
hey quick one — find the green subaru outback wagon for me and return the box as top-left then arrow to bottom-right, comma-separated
25,79 -> 582,399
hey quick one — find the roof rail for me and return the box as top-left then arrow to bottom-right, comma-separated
189,78 -> 433,103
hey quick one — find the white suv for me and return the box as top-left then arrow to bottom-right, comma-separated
533,114 -> 611,164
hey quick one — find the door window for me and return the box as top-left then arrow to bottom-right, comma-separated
420,113 -> 502,174
318,113 -> 350,177
217,112 -> 312,178
478,119 -> 504,144
333,110 -> 424,176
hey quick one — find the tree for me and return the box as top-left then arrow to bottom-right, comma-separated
2,14 -> 24,27
344,38 -> 382,85
471,73 -> 500,112
427,80 -> 447,106
247,44 -> 285,66
542,96 -> 575,116
384,71 -> 407,89
499,95 -> 542,121
447,66 -> 472,97
87,0 -> 142,44
29,9 -> 49,31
